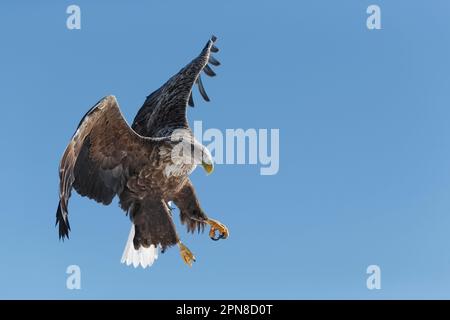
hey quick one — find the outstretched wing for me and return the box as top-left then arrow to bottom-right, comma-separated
132,35 -> 221,137
56,95 -> 164,239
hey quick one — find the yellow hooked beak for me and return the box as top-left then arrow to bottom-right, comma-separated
202,162 -> 214,175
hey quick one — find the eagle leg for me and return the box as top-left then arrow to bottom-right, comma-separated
205,218 -> 229,241
173,180 -> 208,233
178,241 -> 196,267
172,181 -> 229,241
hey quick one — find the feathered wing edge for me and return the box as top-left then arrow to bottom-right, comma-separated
132,35 -> 221,136
55,95 -> 169,241
188,35 -> 220,107
56,98 -> 109,240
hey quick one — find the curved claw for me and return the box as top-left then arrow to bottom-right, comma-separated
210,231 -> 226,241
207,218 -> 229,242
178,242 -> 196,267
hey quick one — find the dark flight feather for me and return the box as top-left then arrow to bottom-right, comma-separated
196,75 -> 210,102
188,92 -> 194,107
208,55 -> 221,66
203,64 -> 216,77
131,35 -> 220,137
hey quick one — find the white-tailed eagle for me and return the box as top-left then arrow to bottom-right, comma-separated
56,36 -> 228,268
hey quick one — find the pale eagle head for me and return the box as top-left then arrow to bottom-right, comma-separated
160,129 -> 214,178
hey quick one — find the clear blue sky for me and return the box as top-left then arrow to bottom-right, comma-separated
1,0 -> 450,299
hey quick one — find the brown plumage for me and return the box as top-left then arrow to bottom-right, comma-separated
56,36 -> 227,267
57,96 -> 180,249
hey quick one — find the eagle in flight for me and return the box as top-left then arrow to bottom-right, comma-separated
56,36 -> 228,268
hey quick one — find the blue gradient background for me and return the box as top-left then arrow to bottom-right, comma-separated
1,0 -> 450,299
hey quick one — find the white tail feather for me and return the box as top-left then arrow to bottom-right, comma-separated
121,224 -> 158,269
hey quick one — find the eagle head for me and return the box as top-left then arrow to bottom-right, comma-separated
160,129 -> 214,178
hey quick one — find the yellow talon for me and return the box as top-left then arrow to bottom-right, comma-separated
178,242 -> 196,267
206,218 -> 229,241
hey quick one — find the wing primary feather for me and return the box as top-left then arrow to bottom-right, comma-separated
188,92 -> 195,107
131,37 -> 221,136
196,76 -> 210,102
208,56 -> 220,66
203,65 -> 216,77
